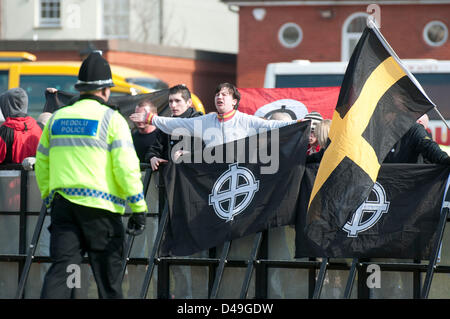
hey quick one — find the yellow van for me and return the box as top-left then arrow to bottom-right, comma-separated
0,52 -> 205,118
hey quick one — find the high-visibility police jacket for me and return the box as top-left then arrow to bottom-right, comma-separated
35,95 -> 147,214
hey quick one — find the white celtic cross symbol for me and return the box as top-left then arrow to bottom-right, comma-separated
209,163 -> 260,222
343,182 -> 390,237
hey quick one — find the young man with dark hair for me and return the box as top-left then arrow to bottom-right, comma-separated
144,84 -> 203,171
214,82 -> 241,112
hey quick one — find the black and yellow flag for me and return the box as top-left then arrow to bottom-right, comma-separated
305,25 -> 436,251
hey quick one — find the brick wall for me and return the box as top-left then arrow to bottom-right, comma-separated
106,51 -> 235,113
237,4 -> 450,88
30,51 -> 81,61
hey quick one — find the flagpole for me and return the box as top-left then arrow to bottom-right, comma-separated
368,20 -> 450,131
440,172 -> 450,209
432,106 -> 450,131
421,172 -> 450,298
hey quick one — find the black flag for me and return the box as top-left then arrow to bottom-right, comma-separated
161,121 -> 310,256
306,25 -> 436,251
297,163 -> 450,259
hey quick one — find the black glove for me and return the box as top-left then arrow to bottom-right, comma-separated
126,213 -> 146,236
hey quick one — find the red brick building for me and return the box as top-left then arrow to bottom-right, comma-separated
222,0 -> 450,88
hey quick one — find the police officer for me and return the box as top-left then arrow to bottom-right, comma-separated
35,51 -> 147,299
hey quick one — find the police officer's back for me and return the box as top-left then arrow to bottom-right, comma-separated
35,51 -> 147,299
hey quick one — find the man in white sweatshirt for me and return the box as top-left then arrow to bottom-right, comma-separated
129,83 -> 298,151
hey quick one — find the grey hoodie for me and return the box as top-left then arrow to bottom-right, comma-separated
0,88 -> 28,119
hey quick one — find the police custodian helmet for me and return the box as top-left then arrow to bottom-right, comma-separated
74,50 -> 115,92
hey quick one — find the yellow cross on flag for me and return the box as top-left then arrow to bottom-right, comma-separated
305,25 -> 436,252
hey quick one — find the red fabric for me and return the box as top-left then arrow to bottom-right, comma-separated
0,139 -> 6,162
1,116 -> 42,163
238,87 -> 340,120
307,144 -> 321,155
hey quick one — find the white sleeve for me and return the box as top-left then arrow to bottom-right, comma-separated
152,115 -> 199,137
246,114 -> 297,130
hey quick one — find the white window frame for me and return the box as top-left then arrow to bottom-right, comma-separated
38,0 -> 61,27
423,20 -> 448,47
341,12 -> 369,61
101,0 -> 130,39
278,22 -> 303,48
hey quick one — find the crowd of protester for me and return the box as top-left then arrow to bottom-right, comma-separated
2,51 -> 450,299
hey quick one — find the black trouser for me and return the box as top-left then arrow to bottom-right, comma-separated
41,194 -> 125,299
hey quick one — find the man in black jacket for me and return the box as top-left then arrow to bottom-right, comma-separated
384,122 -> 450,164
145,84 -> 203,170
132,99 -> 158,162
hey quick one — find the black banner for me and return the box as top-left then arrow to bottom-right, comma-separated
297,163 -> 450,259
160,121 -> 310,256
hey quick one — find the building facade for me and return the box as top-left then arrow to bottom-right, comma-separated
1,0 -> 238,53
222,0 -> 450,87
0,0 -> 239,111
